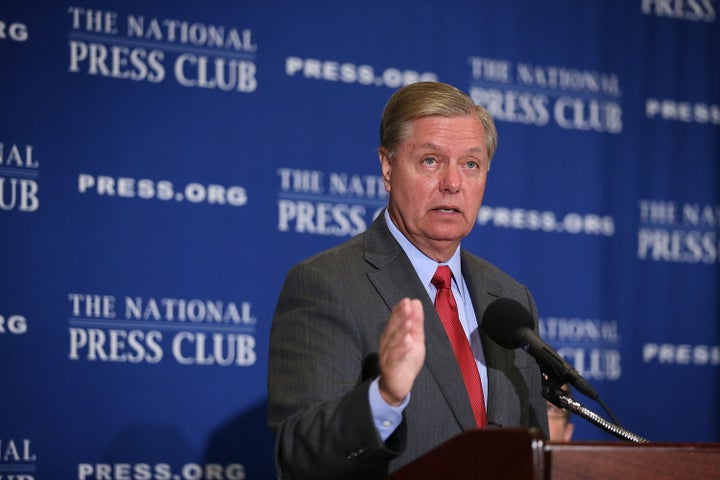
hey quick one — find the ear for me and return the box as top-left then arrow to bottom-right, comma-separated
378,147 -> 393,192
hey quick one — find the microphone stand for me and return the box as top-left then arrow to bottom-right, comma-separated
542,377 -> 649,444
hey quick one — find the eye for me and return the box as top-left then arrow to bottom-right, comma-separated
464,158 -> 488,172
422,157 -> 438,166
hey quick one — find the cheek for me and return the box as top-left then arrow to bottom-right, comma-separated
392,169 -> 435,197
473,177 -> 487,199
474,190 -> 486,208
468,180 -> 487,204
406,181 -> 437,205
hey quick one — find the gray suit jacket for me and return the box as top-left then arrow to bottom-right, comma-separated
268,213 -> 549,479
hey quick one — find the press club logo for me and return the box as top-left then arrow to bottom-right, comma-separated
276,167 -> 387,237
0,438 -> 37,480
0,143 -> 39,213
467,56 -> 623,134
67,7 -> 258,93
67,293 -> 258,367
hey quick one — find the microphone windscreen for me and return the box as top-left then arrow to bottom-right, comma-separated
481,298 -> 535,349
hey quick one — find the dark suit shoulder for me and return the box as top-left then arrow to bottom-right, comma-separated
296,232 -> 365,268
292,213 -> 400,276
461,251 -> 531,301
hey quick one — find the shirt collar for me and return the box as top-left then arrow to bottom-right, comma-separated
384,209 -> 463,291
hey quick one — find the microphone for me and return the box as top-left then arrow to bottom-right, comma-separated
482,297 -> 599,400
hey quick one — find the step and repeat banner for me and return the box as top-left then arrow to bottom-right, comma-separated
2,0 -> 719,478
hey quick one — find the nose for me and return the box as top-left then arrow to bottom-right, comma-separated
440,164 -> 461,193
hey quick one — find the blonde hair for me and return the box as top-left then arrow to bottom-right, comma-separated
379,81 -> 498,163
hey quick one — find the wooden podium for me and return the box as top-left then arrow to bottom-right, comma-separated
386,429 -> 720,480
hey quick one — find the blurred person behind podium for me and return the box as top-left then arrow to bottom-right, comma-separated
267,81 -> 549,479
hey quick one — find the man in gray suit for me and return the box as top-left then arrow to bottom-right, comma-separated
268,81 -> 549,479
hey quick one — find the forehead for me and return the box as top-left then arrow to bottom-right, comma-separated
403,114 -> 487,155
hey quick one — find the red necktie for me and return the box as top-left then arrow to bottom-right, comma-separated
431,266 -> 487,428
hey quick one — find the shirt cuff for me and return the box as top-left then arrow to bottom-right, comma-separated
369,377 -> 409,441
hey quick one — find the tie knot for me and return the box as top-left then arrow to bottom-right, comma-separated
431,265 -> 453,290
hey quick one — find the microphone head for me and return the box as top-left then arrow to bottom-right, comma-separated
481,297 -> 535,349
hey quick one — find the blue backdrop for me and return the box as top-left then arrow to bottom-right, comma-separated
2,1 -> 719,478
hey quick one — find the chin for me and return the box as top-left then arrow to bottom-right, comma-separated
428,229 -> 466,243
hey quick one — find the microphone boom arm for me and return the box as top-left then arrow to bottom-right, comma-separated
543,378 -> 649,444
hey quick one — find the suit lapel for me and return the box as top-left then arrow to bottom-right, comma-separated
363,215 -> 479,430
461,252 -> 516,427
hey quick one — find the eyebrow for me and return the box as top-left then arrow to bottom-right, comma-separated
418,143 -> 485,156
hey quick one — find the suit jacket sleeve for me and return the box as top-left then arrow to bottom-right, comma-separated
267,255 -> 403,480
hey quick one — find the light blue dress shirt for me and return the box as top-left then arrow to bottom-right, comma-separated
370,210 -> 489,441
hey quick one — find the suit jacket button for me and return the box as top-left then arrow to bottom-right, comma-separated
346,448 -> 367,460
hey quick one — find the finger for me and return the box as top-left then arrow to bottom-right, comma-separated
404,299 -> 424,338
382,299 -> 413,341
